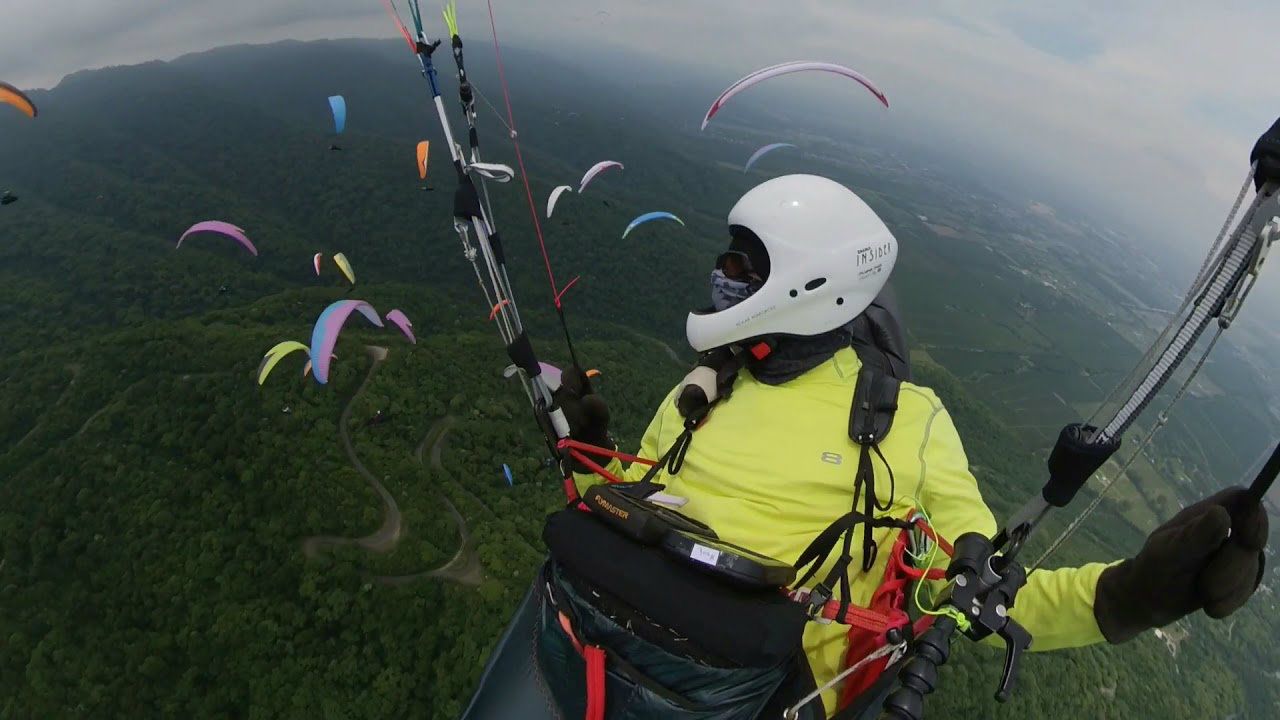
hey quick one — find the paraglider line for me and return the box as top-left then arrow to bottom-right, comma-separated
391,0 -> 584,470
485,0 -> 587,372
380,0 -> 415,49
442,0 -> 460,37
553,275 -> 581,306
484,0 -> 560,305
406,0 -> 424,33
556,306 -> 584,371
470,81 -> 516,137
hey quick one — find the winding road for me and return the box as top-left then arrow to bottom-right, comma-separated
301,346 -> 402,557
377,417 -> 483,586
300,346 -> 482,586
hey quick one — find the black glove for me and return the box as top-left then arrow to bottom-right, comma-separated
552,366 -> 613,470
1250,116 -> 1280,190
1094,486 -> 1268,643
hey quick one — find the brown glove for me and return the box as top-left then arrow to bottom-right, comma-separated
1094,486 -> 1268,643
551,366 -> 613,471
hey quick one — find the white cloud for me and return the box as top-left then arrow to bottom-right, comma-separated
527,1 -> 1280,299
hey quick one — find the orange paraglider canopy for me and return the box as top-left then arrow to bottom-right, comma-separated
416,141 -> 430,180
488,299 -> 511,321
0,81 -> 36,118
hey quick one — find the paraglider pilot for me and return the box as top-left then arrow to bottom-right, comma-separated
544,173 -> 1270,718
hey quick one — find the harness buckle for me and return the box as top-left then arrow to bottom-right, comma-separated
805,583 -> 834,624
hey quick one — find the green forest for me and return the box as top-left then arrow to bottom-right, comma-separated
2,39 -> 1278,719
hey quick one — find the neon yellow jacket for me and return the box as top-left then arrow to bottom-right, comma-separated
574,348 -> 1109,716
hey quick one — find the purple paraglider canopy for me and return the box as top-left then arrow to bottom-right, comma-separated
177,220 -> 258,256
385,309 -> 416,344
501,361 -> 563,390
308,299 -> 384,384
538,361 -> 563,388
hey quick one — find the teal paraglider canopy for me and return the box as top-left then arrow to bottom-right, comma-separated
328,95 -> 347,134
622,211 -> 685,239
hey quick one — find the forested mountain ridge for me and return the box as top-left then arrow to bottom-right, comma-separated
2,39 -> 1278,719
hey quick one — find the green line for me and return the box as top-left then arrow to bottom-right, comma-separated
443,1 -> 459,38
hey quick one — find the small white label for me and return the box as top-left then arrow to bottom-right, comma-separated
690,544 -> 721,566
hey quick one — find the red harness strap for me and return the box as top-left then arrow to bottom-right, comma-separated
836,517 -> 952,709
558,611 -> 607,720
583,646 -> 607,720
556,438 -> 660,501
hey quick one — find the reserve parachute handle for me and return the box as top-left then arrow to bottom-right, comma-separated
879,116 -> 1280,719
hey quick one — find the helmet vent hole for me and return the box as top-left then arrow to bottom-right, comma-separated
836,297 -> 845,306
789,289 -> 798,298
804,277 -> 827,292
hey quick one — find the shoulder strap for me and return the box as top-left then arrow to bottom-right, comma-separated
845,363 -> 902,574
849,363 -> 900,445
848,284 -> 912,382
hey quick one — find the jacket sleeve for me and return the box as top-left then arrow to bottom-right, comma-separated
914,399 -> 1109,651
570,388 -> 676,496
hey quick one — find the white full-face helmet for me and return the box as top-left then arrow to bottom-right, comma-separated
686,174 -> 898,352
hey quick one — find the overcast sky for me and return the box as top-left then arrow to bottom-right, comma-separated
4,1 -> 1279,284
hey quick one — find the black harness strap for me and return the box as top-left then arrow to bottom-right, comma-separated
629,419 -> 697,497
793,509 -> 913,622
626,340 -> 777,499
849,364 -> 901,571
788,363 -> 904,622
793,511 -> 913,587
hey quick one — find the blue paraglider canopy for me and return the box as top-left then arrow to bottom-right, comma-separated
502,463 -> 514,487
328,95 -> 347,134
622,211 -> 685,239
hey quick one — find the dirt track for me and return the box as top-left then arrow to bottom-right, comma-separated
376,416 -> 483,586
299,348 -> 482,586
301,346 -> 403,558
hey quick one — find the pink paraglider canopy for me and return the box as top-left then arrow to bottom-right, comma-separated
177,221 -> 258,256
308,300 -> 384,384
385,309 -> 416,344
702,61 -> 888,131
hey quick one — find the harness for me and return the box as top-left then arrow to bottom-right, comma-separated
557,347 -> 955,719
792,511 -> 953,714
